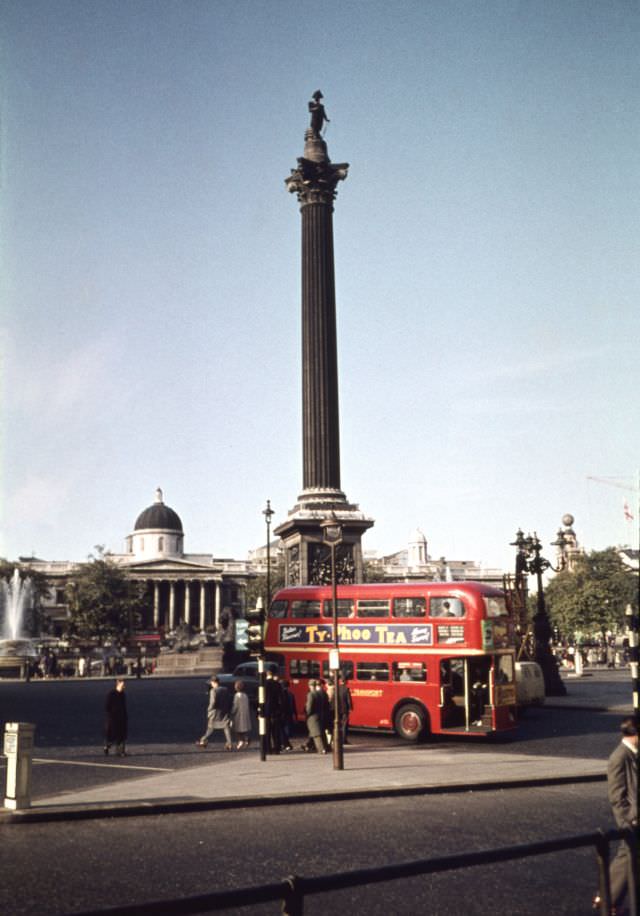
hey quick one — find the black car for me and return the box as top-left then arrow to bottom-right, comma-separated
215,661 -> 281,704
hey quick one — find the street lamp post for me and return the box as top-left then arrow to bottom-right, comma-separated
322,515 -> 344,771
511,529 -> 567,696
262,500 -> 275,608
550,527 -> 568,572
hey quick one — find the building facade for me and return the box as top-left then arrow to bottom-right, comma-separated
364,528 -> 506,586
20,489 -> 253,636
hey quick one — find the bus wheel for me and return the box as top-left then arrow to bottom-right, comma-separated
394,703 -> 428,741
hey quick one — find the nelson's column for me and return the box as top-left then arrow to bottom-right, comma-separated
275,91 -> 373,585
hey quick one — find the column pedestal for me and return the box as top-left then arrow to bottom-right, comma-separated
275,491 -> 373,586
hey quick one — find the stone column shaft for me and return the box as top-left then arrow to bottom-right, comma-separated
301,201 -> 340,491
169,582 -> 176,630
200,583 -> 206,631
184,580 -> 191,625
214,581 -> 222,631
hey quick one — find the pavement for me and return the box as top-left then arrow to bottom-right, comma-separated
1,669 -> 634,824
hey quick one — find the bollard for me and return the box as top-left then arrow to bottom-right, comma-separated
3,722 -> 35,810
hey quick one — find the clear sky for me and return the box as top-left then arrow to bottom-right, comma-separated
1,0 -> 638,573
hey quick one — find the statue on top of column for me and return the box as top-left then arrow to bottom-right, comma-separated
309,90 -> 330,137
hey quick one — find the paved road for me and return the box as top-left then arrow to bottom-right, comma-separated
0,782 -> 615,915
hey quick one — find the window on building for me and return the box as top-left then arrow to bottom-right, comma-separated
158,537 -> 164,552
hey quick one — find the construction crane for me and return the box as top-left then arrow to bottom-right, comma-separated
586,475 -> 638,493
587,474 -> 639,526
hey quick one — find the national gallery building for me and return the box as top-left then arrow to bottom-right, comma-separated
21,489 -> 254,636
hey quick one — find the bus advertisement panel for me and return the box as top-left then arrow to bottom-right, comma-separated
265,581 -> 517,741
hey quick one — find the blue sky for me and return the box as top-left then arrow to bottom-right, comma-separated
1,0 -> 638,571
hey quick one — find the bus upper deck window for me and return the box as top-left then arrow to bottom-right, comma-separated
269,600 -> 288,618
429,597 -> 465,618
357,599 -> 390,618
323,599 -> 354,618
392,597 -> 426,618
484,596 -> 508,618
291,600 -> 321,618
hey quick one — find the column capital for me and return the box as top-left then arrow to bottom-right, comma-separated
285,155 -> 349,208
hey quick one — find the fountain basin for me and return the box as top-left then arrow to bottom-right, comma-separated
0,639 -> 37,679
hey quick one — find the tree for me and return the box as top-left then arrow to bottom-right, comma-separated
245,557 -> 285,610
363,559 -> 386,583
545,548 -> 638,640
65,547 -> 149,642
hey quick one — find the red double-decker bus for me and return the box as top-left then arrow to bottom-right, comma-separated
264,581 -> 517,740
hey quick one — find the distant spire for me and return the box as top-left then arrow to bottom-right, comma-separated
155,487 -> 163,503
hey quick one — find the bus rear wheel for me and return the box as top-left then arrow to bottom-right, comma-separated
394,703 -> 428,742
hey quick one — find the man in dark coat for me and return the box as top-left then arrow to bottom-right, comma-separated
280,679 -> 298,751
265,671 -> 283,754
334,675 -> 353,745
104,678 -> 128,756
304,680 -> 329,754
604,716 -> 638,914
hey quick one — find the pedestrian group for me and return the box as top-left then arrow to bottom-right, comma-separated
190,671 -> 352,755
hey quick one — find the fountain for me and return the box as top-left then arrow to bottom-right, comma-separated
0,569 -> 37,678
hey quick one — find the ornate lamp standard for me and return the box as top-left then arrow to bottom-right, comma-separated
262,500 -> 275,608
511,529 -> 567,696
322,515 -> 344,771
550,527 -> 569,571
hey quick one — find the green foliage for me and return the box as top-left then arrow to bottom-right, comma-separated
245,558 -> 285,610
363,560 -> 386,583
545,548 -> 638,638
64,547 -> 149,641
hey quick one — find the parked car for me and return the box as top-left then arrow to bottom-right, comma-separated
215,660 -> 281,704
515,661 -> 545,711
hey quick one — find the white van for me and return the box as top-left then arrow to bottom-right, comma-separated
515,661 -> 545,709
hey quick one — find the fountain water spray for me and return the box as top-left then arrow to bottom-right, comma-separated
1,568 -> 32,641
0,570 -> 37,673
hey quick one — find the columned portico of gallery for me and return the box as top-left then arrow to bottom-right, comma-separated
134,577 -> 228,633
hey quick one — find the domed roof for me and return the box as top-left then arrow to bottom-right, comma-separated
409,527 -> 427,544
134,488 -> 183,532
